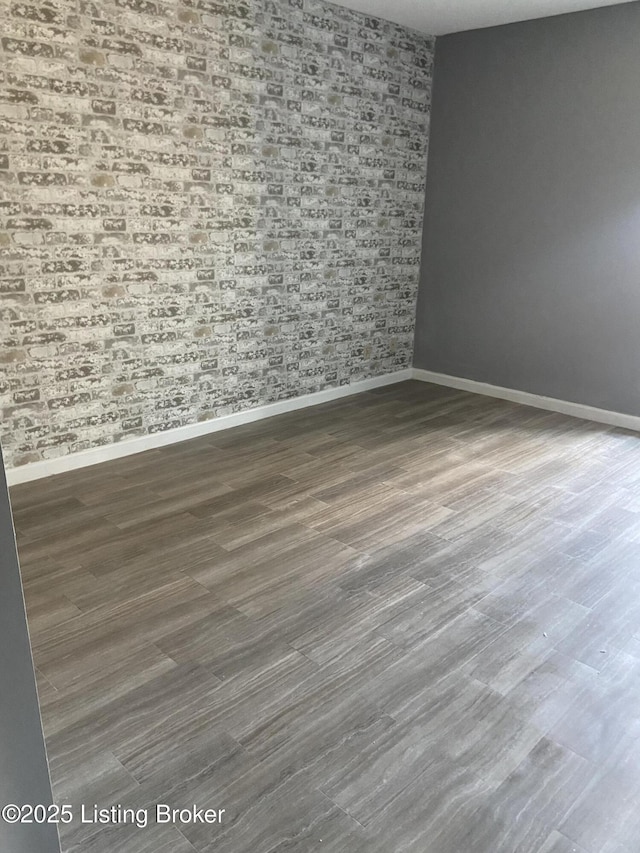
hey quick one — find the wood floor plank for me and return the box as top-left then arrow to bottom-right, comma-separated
534,832 -> 590,853
11,379 -> 640,852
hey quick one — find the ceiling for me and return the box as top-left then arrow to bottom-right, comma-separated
333,0 -> 635,35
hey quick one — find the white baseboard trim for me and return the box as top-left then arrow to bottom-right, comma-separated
6,370 -> 412,486
412,368 -> 640,433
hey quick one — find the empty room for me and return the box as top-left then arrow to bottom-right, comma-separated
3,0 -> 640,851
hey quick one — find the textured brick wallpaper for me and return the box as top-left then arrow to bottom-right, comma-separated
0,0 -> 433,469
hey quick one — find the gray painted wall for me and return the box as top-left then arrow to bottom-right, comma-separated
0,446 -> 60,853
414,1 -> 640,414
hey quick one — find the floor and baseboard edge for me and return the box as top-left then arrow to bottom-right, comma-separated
412,368 -> 640,433
6,369 -> 412,486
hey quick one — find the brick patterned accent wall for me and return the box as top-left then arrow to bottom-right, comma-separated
0,0 -> 433,469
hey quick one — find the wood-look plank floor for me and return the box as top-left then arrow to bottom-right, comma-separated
10,380 -> 640,853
